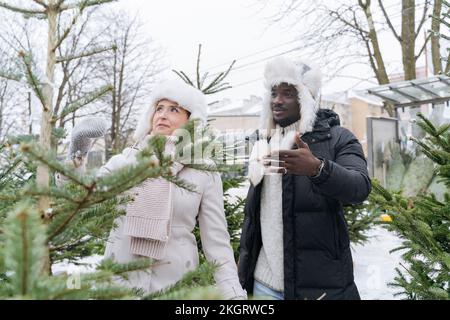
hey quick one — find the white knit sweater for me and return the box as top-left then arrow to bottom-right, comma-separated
254,121 -> 300,292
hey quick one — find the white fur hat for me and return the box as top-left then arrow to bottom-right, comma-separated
133,78 -> 208,142
260,56 -> 322,135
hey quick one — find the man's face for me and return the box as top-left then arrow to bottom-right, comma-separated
270,82 -> 300,128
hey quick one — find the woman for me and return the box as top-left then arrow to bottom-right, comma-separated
57,79 -> 246,299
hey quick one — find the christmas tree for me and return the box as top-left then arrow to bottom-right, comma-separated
0,2 -> 237,299
369,113 -> 449,300
0,121 -> 233,299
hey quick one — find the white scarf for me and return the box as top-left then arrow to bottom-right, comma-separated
247,122 -> 300,187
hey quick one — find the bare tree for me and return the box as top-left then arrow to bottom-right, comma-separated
259,0 -> 447,116
0,0 -> 117,221
94,11 -> 166,157
0,33 -> 32,143
50,7 -> 114,150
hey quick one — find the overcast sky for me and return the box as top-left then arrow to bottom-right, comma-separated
112,0 -> 296,103
111,0 -> 419,104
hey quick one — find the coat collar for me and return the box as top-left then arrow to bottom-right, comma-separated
301,109 -> 340,144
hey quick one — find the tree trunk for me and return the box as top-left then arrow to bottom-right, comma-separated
37,7 -> 57,216
361,0 -> 390,84
36,4 -> 57,276
431,0 -> 443,74
402,0 -> 417,80
110,47 -> 117,154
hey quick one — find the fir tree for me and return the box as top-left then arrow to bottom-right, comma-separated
0,0 -> 117,216
343,202 -> 380,246
0,120 -> 233,299
173,44 -> 244,263
173,44 -> 235,95
369,113 -> 449,300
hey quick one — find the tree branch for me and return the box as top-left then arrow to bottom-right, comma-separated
60,0 -> 117,11
32,0 -> 48,8
0,1 -> 45,16
0,69 -> 22,82
18,51 -> 46,111
415,32 -> 431,61
53,9 -> 84,51
329,7 -> 369,37
378,0 -> 402,42
48,183 -> 95,241
19,142 -> 91,189
196,44 -> 201,89
56,45 -> 116,63
57,84 -> 112,119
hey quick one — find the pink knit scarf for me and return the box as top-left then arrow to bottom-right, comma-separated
123,136 -> 183,259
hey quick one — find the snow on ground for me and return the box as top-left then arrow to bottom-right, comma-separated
352,226 -> 404,300
52,255 -> 102,276
53,182 -> 406,300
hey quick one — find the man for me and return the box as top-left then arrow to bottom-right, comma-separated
238,56 -> 371,300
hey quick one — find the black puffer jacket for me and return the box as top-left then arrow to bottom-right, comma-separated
238,109 -> 371,300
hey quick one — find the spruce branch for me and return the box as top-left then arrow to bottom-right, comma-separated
47,181 -> 96,240
57,85 -> 113,119
173,44 -> 235,95
19,142 -> 92,189
0,69 -> 23,82
172,70 -> 194,86
3,203 -> 47,296
0,1 -> 45,16
18,51 -> 46,111
143,261 -> 217,300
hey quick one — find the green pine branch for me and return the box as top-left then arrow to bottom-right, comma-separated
57,85 -> 113,119
56,45 -> 117,63
2,203 -> 47,297
18,51 -> 46,110
173,44 -> 235,95
142,261 -> 218,300
369,113 -> 449,300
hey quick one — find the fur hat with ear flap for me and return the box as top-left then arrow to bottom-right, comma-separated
260,56 -> 322,135
133,78 -> 208,142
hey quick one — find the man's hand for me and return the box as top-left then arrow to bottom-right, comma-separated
263,132 -> 322,176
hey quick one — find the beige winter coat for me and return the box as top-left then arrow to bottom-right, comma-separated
56,137 -> 246,299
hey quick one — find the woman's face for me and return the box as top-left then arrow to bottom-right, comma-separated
151,99 -> 190,136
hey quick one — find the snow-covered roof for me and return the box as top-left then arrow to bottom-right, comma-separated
208,95 -> 262,116
208,88 -> 389,118
321,92 -> 350,105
